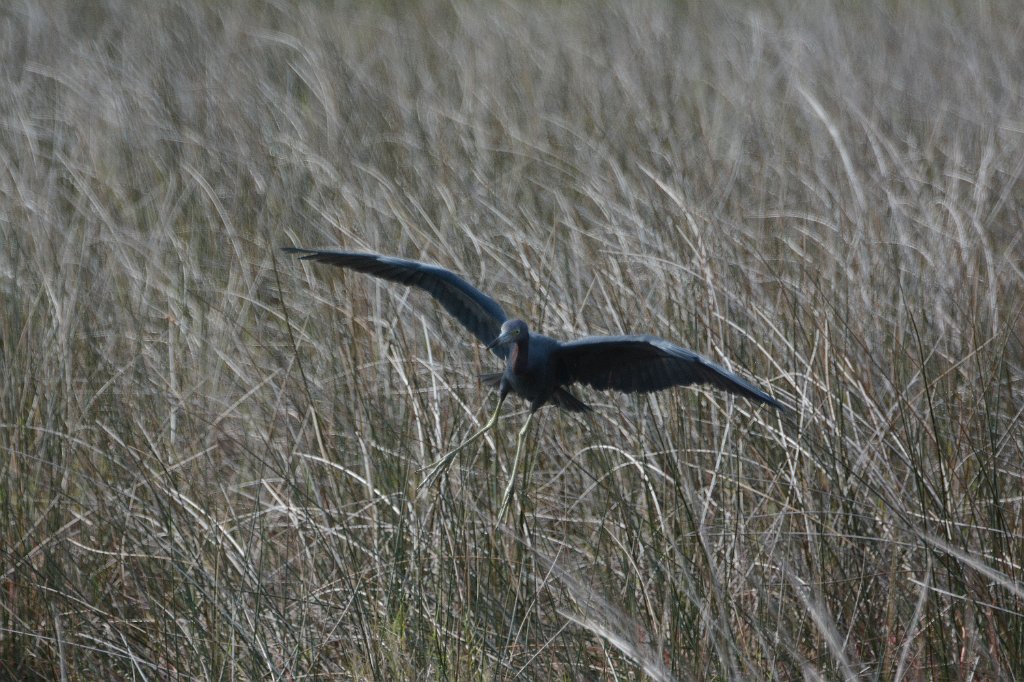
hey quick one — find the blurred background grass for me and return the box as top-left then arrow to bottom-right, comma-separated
1,0 -> 1022,678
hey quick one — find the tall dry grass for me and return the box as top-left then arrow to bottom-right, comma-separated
2,0 -> 1022,678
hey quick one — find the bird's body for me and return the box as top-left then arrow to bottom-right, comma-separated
505,333 -> 569,409
284,247 -> 786,512
485,325 -> 589,413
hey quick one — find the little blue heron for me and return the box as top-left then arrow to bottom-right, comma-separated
284,248 -> 786,514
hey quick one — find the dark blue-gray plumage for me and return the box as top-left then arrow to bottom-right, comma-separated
284,249 -> 509,358
284,247 -> 786,513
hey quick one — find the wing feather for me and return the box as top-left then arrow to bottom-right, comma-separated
556,335 -> 785,409
284,248 -> 509,357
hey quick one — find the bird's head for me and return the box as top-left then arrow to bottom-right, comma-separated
487,319 -> 529,350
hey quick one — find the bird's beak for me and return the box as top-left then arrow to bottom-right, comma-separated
486,330 -> 515,350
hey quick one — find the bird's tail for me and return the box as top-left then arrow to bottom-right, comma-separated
479,372 -> 503,387
551,388 -> 592,413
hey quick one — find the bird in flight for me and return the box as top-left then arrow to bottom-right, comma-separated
283,248 -> 786,516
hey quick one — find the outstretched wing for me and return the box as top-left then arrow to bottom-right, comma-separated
284,248 -> 510,357
555,335 -> 785,410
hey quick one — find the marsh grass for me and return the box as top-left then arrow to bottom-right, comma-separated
2,0 -> 1022,678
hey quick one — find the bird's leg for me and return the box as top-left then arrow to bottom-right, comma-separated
497,411 -> 534,521
418,395 -> 505,490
